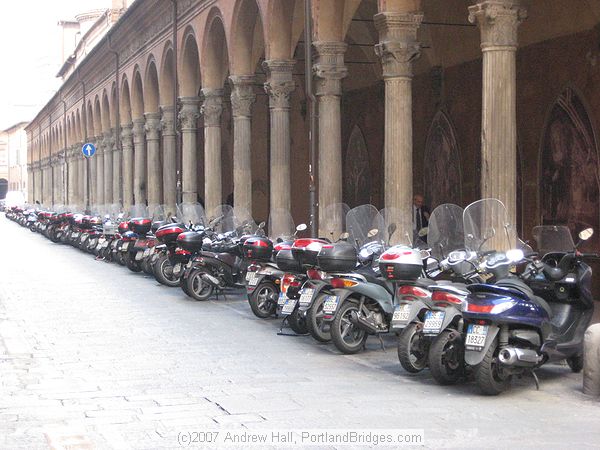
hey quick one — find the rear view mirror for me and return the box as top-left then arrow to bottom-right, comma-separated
339,232 -> 349,240
579,228 -> 594,241
258,221 -> 266,228
296,223 -> 307,232
388,223 -> 397,238
418,227 -> 428,237
367,228 -> 379,238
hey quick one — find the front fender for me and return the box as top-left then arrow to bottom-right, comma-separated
464,324 -> 499,366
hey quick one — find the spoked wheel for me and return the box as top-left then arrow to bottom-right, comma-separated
398,323 -> 429,373
153,254 -> 181,287
306,293 -> 332,343
429,329 -> 464,384
331,301 -> 368,354
185,268 -> 215,301
248,282 -> 278,318
474,339 -> 512,395
287,308 -> 308,334
125,252 -> 142,272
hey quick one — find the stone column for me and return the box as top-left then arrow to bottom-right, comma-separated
79,146 -> 88,210
132,118 -> 147,207
89,145 -> 96,208
229,75 -> 256,218
27,164 -> 34,204
375,11 -> 423,243
95,136 -> 105,207
121,123 -> 134,211
145,112 -> 162,213
201,89 -> 224,217
161,105 -> 177,216
67,149 -> 75,206
263,60 -> 296,236
103,130 -> 114,206
112,133 -> 121,207
178,97 -> 200,205
469,0 -> 526,229
313,42 -> 347,237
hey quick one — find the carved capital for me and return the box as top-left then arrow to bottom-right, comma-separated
374,12 -> 423,78
132,119 -> 145,144
200,89 -> 223,127
229,76 -> 256,118
160,106 -> 176,136
312,42 -> 348,97
178,97 -> 200,131
468,1 -> 527,49
121,123 -> 134,149
144,112 -> 161,141
263,60 -> 296,109
102,131 -> 114,154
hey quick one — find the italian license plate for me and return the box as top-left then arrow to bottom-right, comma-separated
173,263 -> 182,275
72,232 -> 79,238
143,248 -> 150,257
465,324 -> 489,351
121,242 -> 130,251
101,240 -> 109,249
423,311 -> 445,335
281,299 -> 298,315
135,251 -> 143,261
322,295 -> 340,314
246,272 -> 259,286
299,288 -> 314,305
391,304 -> 411,328
278,292 -> 287,306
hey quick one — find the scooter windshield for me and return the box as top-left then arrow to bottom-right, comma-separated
428,203 -> 464,260
233,206 -> 259,235
346,204 -> 385,249
152,205 -> 166,221
532,225 -> 575,256
320,203 -> 349,242
210,204 -> 235,233
380,207 -> 413,247
180,202 -> 206,227
463,198 -> 516,253
268,208 -> 296,241
129,204 -> 149,219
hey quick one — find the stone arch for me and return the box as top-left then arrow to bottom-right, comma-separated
110,83 -> 118,128
131,67 -> 145,119
201,9 -> 230,89
120,76 -> 132,124
159,43 -> 175,106
76,109 -> 82,142
540,87 -> 600,237
230,0 -> 265,76
101,90 -> 111,132
343,124 -> 372,207
144,56 -> 160,113
66,117 -> 71,147
180,28 -> 201,97
423,110 -> 462,209
266,0 -> 304,60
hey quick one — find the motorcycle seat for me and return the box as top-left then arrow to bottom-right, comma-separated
496,278 -> 553,318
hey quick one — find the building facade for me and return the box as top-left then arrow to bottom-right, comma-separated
3,122 -> 29,199
24,0 -> 600,246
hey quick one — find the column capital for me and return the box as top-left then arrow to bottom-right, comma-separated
121,122 -> 133,142
103,130 -> 115,154
178,96 -> 200,131
313,41 -> 348,97
200,89 -> 224,127
132,118 -> 145,144
263,60 -> 296,109
229,75 -> 256,118
160,105 -> 176,136
144,112 -> 162,140
468,0 -> 527,49
374,12 -> 423,79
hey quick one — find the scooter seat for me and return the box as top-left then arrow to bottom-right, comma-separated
496,278 -> 553,318
362,273 -> 394,295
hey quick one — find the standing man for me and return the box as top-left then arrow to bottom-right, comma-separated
413,194 -> 430,242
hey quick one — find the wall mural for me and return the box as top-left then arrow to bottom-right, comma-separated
344,125 -> 372,207
541,88 -> 600,237
423,111 -> 462,209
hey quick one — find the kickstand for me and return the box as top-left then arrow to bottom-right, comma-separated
277,316 -> 301,336
530,369 -> 540,390
377,334 -> 386,352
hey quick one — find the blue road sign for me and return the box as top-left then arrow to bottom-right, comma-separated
82,143 -> 96,158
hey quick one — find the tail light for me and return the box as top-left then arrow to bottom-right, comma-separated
274,242 -> 291,251
432,291 -> 463,305
307,269 -> 324,280
281,274 -> 300,293
466,300 -> 515,314
330,278 -> 358,289
381,250 -> 414,261
175,248 -> 191,256
398,285 -> 429,299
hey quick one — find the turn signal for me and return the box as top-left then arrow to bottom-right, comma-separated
330,278 -> 358,289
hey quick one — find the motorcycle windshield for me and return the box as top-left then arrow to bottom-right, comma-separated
233,206 -> 259,235
268,208 -> 295,240
321,203 -> 350,242
152,205 -> 166,221
210,204 -> 235,233
180,203 -> 206,226
380,207 -> 412,247
346,204 -> 385,249
427,203 -> 464,259
129,204 -> 149,218
532,225 -> 575,256
463,198 -> 516,252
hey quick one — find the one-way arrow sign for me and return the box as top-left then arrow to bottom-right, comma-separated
82,143 -> 96,158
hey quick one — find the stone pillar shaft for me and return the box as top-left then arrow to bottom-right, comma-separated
161,106 -> 177,215
314,42 -> 347,237
112,136 -> 121,206
132,119 -> 146,206
96,136 -> 105,207
145,112 -> 162,212
179,97 -> 200,205
469,0 -> 526,229
89,142 -> 97,207
201,89 -> 223,217
230,76 -> 256,217
121,124 -> 134,211
104,131 -> 114,205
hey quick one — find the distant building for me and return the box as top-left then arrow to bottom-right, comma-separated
0,122 -> 28,200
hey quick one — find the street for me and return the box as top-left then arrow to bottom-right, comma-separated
0,216 -> 599,449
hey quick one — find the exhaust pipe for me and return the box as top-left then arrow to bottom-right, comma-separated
498,347 -> 542,366
349,311 -> 380,334
201,272 -> 224,288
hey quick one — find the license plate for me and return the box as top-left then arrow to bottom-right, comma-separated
143,248 -> 150,257
299,288 -> 315,305
322,295 -> 340,314
423,311 -> 445,335
281,299 -> 298,315
392,304 -> 411,327
122,242 -> 129,251
173,263 -> 182,275
465,324 -> 489,351
246,272 -> 259,286
278,292 -> 287,306
135,251 -> 143,261
101,240 -> 109,248
71,232 -> 78,238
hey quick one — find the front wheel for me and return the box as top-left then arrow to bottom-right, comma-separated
185,267 -> 215,301
428,329 -> 464,384
330,301 -> 368,354
153,254 -> 181,287
306,293 -> 332,343
398,323 -> 429,373
248,281 -> 278,318
474,339 -> 512,395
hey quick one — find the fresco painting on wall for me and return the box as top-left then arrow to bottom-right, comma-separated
423,111 -> 462,209
541,88 -> 600,243
344,125 -> 372,208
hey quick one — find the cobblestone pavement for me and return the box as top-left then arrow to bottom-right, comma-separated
0,216 -> 599,449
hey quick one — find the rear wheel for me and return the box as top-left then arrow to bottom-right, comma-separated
288,308 -> 308,334
306,293 -> 332,343
428,329 -> 464,384
125,252 -> 142,272
567,354 -> 584,373
186,268 -> 215,301
398,323 -> 429,373
331,301 -> 368,354
153,254 -> 181,287
248,281 -> 278,318
474,339 -> 512,395
141,255 -> 153,275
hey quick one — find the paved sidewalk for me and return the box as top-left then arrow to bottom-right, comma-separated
0,216 -> 599,449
